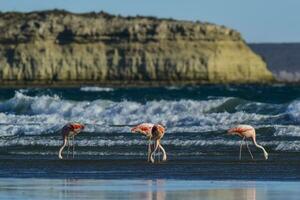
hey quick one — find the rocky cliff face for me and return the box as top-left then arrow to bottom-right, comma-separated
0,10 -> 273,85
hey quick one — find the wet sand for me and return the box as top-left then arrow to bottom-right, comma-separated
0,179 -> 299,200
1,155 -> 300,180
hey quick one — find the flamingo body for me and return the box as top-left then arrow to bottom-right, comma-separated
131,123 -> 167,163
228,124 -> 268,160
228,125 -> 255,138
59,122 -> 85,159
131,123 -> 154,137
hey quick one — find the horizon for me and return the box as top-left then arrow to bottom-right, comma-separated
0,0 -> 299,43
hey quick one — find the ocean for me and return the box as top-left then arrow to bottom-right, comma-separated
0,85 -> 300,199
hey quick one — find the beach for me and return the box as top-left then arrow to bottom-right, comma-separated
0,1 -> 300,199
0,85 -> 300,199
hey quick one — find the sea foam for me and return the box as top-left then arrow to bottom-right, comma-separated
80,86 -> 114,92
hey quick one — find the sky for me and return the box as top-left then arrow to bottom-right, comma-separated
0,0 -> 299,43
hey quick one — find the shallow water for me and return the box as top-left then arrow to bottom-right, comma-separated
0,85 -> 300,180
0,179 -> 299,200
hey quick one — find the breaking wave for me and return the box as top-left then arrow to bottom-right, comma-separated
286,100 -> 300,122
0,90 -> 299,153
0,91 -> 286,136
1,136 -> 299,152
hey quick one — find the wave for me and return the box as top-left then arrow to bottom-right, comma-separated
286,100 -> 300,122
1,137 -> 299,152
275,141 -> 300,151
272,125 -> 300,137
80,87 -> 114,92
0,91 -> 292,137
0,91 -> 231,126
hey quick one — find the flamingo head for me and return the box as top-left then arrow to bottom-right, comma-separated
264,151 -> 269,160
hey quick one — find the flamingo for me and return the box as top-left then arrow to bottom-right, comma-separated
58,122 -> 85,159
228,124 -> 268,160
131,123 -> 167,163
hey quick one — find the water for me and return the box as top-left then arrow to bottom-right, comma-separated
1,179 -> 300,200
0,85 -> 300,180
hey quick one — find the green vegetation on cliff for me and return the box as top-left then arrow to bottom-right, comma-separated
0,10 -> 274,85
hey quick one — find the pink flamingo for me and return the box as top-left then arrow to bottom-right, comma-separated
58,122 -> 85,159
228,124 -> 268,160
131,123 -> 167,163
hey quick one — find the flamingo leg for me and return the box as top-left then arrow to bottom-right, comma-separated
153,142 -> 156,161
158,146 -> 161,162
67,137 -> 70,159
152,141 -> 156,160
147,139 -> 152,162
239,137 -> 245,160
72,136 -> 75,159
150,140 -> 160,163
156,140 -> 161,162
246,140 -> 254,160
159,142 -> 167,161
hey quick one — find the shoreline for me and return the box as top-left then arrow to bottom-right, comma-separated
1,178 -> 299,186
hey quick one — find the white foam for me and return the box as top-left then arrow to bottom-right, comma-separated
0,92 -> 281,136
275,141 -> 300,151
164,86 -> 183,90
0,138 -> 241,147
1,137 -> 299,152
80,87 -> 114,92
286,100 -> 300,122
0,93 -> 289,135
272,125 -> 300,137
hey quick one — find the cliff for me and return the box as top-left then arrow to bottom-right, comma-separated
0,10 -> 274,86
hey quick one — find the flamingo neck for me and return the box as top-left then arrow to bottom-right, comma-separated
252,137 -> 268,159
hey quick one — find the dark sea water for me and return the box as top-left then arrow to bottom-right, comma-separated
0,85 -> 300,181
